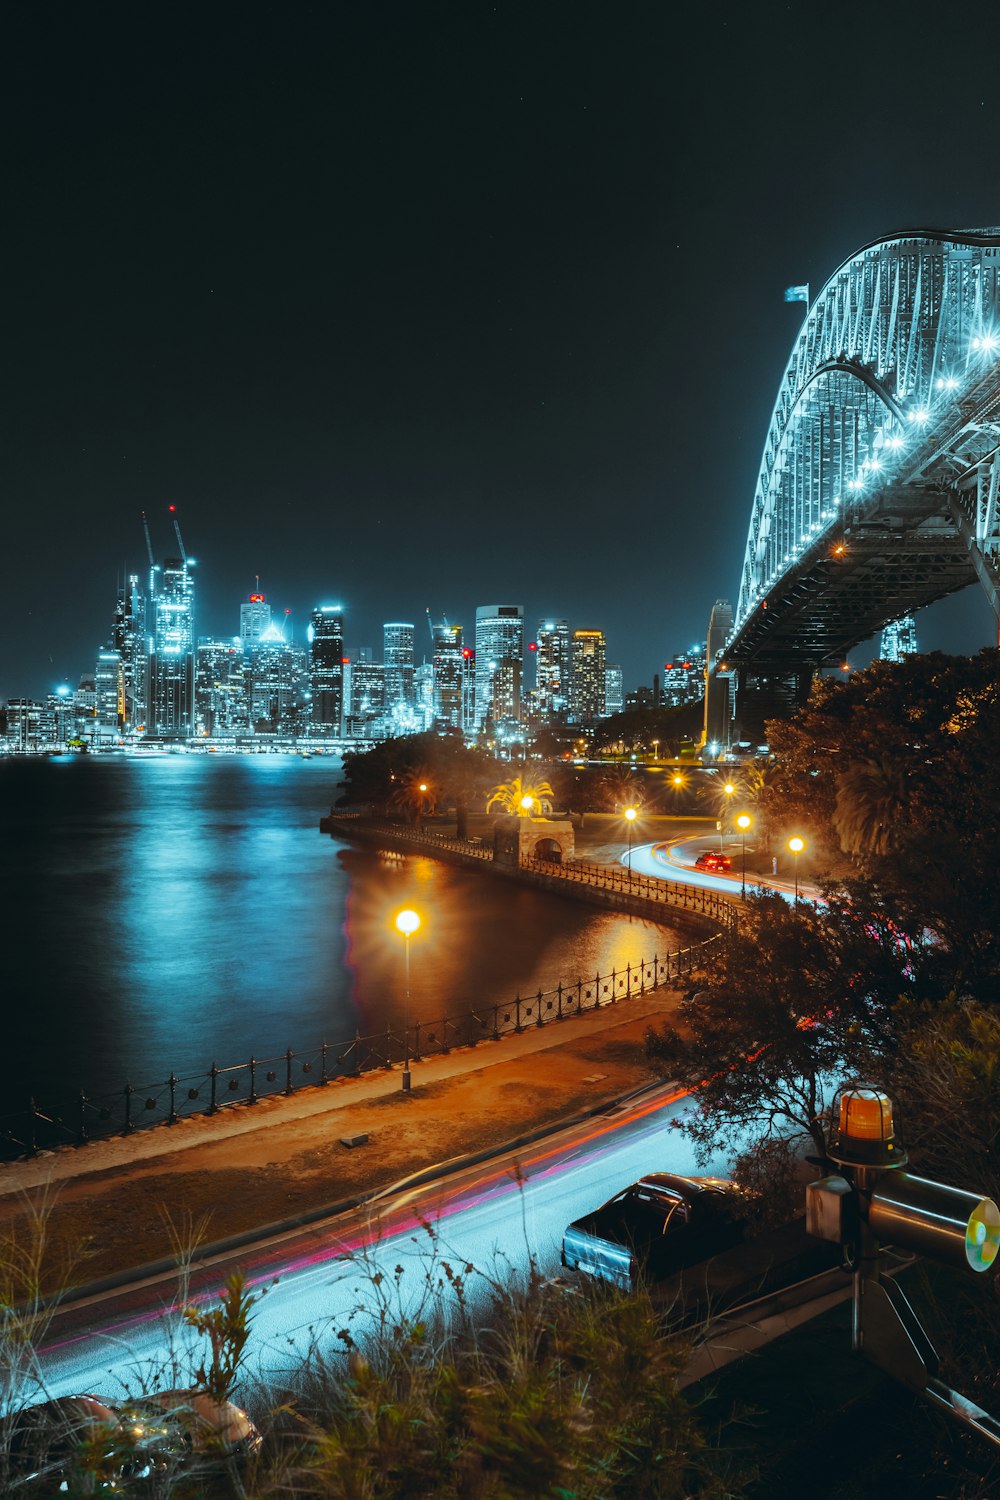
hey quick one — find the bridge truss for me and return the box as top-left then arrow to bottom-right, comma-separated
727,229 -> 1000,688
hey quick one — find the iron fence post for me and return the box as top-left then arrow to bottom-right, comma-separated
28,1096 -> 37,1156
167,1075 -> 177,1125
611,965 -> 617,1004
321,1041 -> 329,1084
249,1057 -> 257,1104
124,1082 -> 133,1133
353,1030 -> 362,1076
414,1021 -> 423,1061
285,1048 -> 294,1095
515,994 -> 522,1033
78,1090 -> 88,1143
556,981 -> 563,1019
385,1025 -> 393,1068
209,1062 -> 218,1114
492,1004 -> 499,1042
536,988 -> 544,1027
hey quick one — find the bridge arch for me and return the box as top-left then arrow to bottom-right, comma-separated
726,228 -> 1000,704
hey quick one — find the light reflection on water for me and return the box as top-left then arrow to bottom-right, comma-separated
2,756 -> 688,1104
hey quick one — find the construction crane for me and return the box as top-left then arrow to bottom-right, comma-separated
141,511 -> 156,568
425,608 -> 450,643
168,504 -> 187,563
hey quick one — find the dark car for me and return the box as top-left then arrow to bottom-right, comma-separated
561,1173 -> 751,1289
694,851 -> 732,871
0,1394 -> 136,1493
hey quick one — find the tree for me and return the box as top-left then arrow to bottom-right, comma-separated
831,753 -> 913,856
645,889 -> 911,1168
486,775 -> 555,816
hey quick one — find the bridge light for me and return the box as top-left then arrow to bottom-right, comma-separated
886,434 -> 904,450
936,375 -> 959,390
908,408 -> 930,424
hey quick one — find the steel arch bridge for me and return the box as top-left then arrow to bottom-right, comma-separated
724,227 -> 1000,729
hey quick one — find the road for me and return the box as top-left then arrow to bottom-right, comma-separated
38,1082 -> 738,1404
624,834 -> 816,905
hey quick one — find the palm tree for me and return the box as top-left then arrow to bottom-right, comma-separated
486,775 -> 555,816
390,769 -> 435,827
832,755 -> 911,856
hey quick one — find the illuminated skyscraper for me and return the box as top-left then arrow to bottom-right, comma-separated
196,638 -> 247,737
149,555 -> 196,738
383,622 -> 415,713
309,606 -> 345,734
431,619 -> 464,728
535,619 -> 571,718
111,574 -> 146,733
604,665 -> 624,717
880,614 -> 919,661
94,648 -> 124,743
249,620 -> 307,734
240,591 -> 272,643
570,629 -> 607,721
474,605 -> 523,729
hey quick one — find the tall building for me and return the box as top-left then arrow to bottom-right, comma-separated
383,623 -> 415,714
604,665 -> 624,717
309,606 -> 345,735
344,653 -> 387,738
249,620 -> 307,734
431,619 -> 464,728
195,638 -> 247,737
111,574 -> 146,733
880,614 -> 919,661
148,555 -> 196,738
535,619 -> 571,718
474,605 -> 524,730
703,598 -> 734,747
570,629 -> 607,721
240,591 -> 272,644
94,648 -> 125,743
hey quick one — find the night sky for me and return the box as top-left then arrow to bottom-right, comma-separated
4,0 -> 999,699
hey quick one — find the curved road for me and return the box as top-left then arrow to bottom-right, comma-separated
624,835 -> 816,905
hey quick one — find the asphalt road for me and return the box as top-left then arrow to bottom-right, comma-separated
38,1080 -> 735,1404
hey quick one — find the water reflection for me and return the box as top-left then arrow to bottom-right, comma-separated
2,757 -> 688,1106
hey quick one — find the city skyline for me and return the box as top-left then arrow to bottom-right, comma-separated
5,4 -> 1000,705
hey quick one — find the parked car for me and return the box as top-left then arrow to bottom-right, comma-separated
561,1173 -> 751,1289
694,851 -> 732,871
117,1387 -> 262,1465
0,1393 -> 142,1492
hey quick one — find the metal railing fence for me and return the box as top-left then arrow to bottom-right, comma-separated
1,937 -> 721,1162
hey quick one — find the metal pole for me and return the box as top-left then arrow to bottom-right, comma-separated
741,829 -> 746,899
402,934 -> 412,1093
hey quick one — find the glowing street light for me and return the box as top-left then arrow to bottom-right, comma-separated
520,794 -> 534,814
788,836 -> 805,905
736,812 -> 751,898
721,781 -> 735,850
624,805 -> 637,886
394,908 -> 421,1093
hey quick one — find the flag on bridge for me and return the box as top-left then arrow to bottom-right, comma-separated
784,284 -> 810,304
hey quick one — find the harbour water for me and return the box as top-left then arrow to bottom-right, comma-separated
1,754 -> 686,1110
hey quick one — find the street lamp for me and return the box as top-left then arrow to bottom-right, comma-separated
394,908 -> 420,1093
721,782 -> 735,850
520,794 -> 534,815
736,812 -> 751,898
624,805 -> 637,885
651,739 -> 659,764
788,836 -> 805,905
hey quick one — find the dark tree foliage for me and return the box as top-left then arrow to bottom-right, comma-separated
591,700 -> 704,757
336,733 -> 496,826
764,650 -> 1000,997
645,889 -> 912,1165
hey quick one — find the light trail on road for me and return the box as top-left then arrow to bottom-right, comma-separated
37,1084 -> 734,1406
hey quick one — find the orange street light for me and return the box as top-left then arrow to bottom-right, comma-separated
736,812 -> 752,897
395,908 -> 421,1092
788,836 -> 805,905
